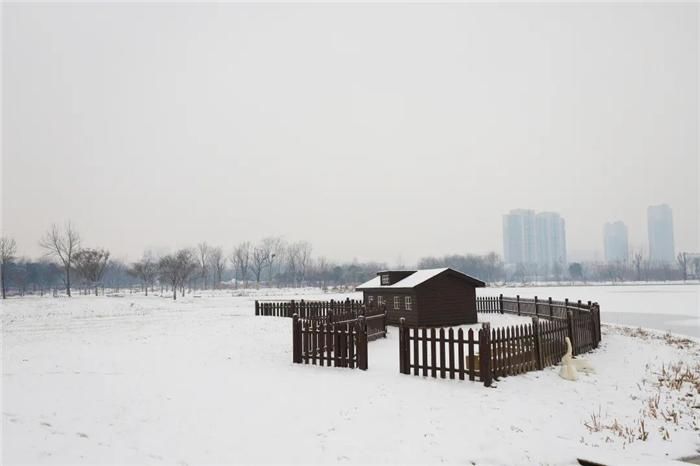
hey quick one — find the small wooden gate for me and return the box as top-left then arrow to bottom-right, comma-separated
292,314 -> 369,370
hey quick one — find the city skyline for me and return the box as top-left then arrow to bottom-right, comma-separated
502,209 -> 566,270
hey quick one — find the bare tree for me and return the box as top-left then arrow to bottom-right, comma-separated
0,236 -> 18,299
230,241 -> 251,288
251,246 -> 268,287
104,260 -> 126,292
632,249 -> 644,281
196,242 -> 210,290
128,252 -> 159,296
73,248 -> 110,295
285,242 -> 301,286
39,222 -> 81,297
296,241 -> 312,286
316,256 -> 329,288
159,249 -> 197,300
261,237 -> 283,284
693,257 -> 700,280
677,252 -> 689,281
208,246 -> 225,289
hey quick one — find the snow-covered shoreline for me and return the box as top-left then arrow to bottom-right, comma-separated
2,288 -> 699,464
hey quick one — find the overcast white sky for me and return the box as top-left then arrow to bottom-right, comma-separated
2,3 -> 698,265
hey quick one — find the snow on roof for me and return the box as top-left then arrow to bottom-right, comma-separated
356,276 -> 381,289
356,268 -> 449,289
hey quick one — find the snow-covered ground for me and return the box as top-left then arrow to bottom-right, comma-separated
3,287 -> 699,464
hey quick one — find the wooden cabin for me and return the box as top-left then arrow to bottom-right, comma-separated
356,268 -> 486,326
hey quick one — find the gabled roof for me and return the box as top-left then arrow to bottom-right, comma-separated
356,268 -> 485,290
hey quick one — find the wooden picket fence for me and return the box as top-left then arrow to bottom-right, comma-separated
400,295 -> 602,386
258,299 -> 388,341
292,314 -> 369,370
476,295 -> 601,356
399,324 -> 483,381
256,299 -> 363,320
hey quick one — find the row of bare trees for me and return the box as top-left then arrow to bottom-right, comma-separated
2,223 -> 113,298
1,225 -> 387,299
124,238 -> 317,299
568,252 -> 699,284
4,222 -> 696,299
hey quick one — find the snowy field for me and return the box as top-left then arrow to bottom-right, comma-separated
2,286 -> 699,464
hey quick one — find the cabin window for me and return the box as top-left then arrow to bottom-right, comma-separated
405,296 -> 412,310
368,295 -> 375,305
381,274 -> 390,285
393,296 -> 400,310
377,296 -> 385,307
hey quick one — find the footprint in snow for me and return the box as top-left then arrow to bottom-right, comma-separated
40,422 -> 52,427
77,432 -> 89,438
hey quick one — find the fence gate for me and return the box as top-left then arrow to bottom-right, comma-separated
292,314 -> 369,370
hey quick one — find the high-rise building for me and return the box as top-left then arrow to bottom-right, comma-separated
502,209 -> 537,265
647,204 -> 675,263
603,221 -> 629,263
536,212 -> 567,269
503,209 -> 566,269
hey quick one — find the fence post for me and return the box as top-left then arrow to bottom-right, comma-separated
479,325 -> 492,387
592,303 -> 601,346
588,306 -> 597,350
566,310 -> 575,355
292,314 -> 302,363
399,317 -> 409,374
532,316 -> 543,370
534,296 -> 538,316
357,316 -> 368,370
516,295 -> 521,316
548,297 -> 553,318
289,300 -> 296,318
255,300 -> 259,316
499,294 -> 504,314
383,309 -> 389,338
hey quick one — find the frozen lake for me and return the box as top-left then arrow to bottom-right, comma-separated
485,284 -> 699,337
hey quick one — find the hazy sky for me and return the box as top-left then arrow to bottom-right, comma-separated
3,3 -> 698,265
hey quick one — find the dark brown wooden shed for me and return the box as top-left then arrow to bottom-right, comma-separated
356,268 -> 486,326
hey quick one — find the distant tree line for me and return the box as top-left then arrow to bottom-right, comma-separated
0,223 -> 387,299
1,223 -> 698,299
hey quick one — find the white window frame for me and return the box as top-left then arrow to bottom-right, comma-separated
405,296 -> 413,310
368,295 -> 375,304
381,274 -> 390,285
377,296 -> 385,307
393,296 -> 400,310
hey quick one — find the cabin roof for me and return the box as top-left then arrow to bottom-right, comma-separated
356,268 -> 485,290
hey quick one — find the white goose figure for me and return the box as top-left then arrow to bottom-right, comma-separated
559,337 -> 595,381
559,337 -> 578,381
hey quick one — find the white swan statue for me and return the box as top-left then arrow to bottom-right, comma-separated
559,337 -> 595,381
